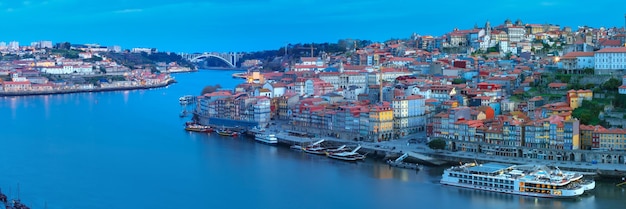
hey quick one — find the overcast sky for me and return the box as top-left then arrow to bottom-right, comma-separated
0,0 -> 624,52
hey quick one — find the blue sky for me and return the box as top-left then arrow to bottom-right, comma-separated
0,0 -> 624,53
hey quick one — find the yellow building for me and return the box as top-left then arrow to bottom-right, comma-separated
34,61 -> 56,67
246,71 -> 265,84
596,128 -> 626,151
370,102 -> 394,141
567,89 -> 593,109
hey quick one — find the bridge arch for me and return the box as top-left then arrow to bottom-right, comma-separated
189,54 -> 235,68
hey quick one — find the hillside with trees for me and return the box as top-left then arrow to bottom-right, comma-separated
105,52 -> 196,70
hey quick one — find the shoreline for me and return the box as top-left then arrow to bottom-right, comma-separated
0,79 -> 177,97
242,128 -> 626,179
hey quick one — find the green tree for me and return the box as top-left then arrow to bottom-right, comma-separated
583,68 -> 594,74
572,100 -> 604,125
504,52 -> 512,60
602,78 -> 622,91
452,78 -> 466,84
200,84 -> 222,95
615,94 -> 626,109
428,138 -> 447,150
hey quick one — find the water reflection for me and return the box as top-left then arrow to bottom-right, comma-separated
44,95 -> 50,119
10,97 -> 18,119
370,163 -> 415,181
123,90 -> 129,104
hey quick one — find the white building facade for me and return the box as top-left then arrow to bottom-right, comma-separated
594,47 -> 626,75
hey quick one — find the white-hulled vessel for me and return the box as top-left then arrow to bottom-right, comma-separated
326,145 -> 365,161
440,162 -> 595,198
302,139 -> 327,155
255,134 -> 278,144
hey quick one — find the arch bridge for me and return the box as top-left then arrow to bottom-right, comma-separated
180,52 -> 242,68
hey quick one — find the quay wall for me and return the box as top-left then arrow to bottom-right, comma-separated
268,131 -> 626,178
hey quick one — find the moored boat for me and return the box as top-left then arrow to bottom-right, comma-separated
290,145 -> 303,151
324,145 -> 350,154
185,123 -> 213,132
255,134 -> 278,144
326,145 -> 366,161
386,152 -> 421,170
440,162 -> 594,198
302,139 -> 327,155
216,129 -> 238,137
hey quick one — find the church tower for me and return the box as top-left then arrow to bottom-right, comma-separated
339,61 -> 344,73
485,20 -> 491,35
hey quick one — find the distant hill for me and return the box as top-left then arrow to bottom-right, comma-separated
105,52 -> 196,70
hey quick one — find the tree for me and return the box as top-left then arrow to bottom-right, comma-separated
583,68 -> 595,75
504,52 -> 513,60
572,100 -> 604,125
428,138 -> 447,150
615,94 -> 626,109
452,78 -> 466,84
200,84 -> 222,95
602,78 -> 622,91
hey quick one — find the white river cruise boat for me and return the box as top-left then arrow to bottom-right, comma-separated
440,162 -> 595,198
255,134 -> 278,144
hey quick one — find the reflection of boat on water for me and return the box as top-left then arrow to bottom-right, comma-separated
440,162 -> 595,198
217,129 -> 238,137
302,139 -> 326,155
255,134 -> 278,144
326,145 -> 366,161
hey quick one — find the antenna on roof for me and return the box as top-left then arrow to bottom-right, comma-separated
379,65 -> 383,103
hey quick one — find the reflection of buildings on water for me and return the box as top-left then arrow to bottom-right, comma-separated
372,163 -> 411,181
591,181 -> 623,199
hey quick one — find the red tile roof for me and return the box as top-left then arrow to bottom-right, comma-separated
562,52 -> 594,58
596,47 -> 626,53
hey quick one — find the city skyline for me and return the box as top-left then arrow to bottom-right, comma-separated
0,0 -> 624,53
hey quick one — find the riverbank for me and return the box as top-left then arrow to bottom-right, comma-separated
0,79 -> 176,97
247,128 -> 626,179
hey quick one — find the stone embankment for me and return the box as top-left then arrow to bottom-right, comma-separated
255,129 -> 626,178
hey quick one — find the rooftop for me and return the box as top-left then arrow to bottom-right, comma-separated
468,162 -> 514,174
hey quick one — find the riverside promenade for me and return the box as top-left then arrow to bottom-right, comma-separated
256,126 -> 626,178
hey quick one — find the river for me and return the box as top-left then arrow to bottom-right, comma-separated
0,70 -> 624,209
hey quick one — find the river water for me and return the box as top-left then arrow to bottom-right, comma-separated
0,70 -> 624,209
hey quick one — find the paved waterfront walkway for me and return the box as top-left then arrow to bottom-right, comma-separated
269,128 -> 626,176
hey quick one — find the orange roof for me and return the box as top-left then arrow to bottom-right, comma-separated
562,52 -> 594,58
599,39 -> 622,47
596,47 -> 626,53
548,82 -> 568,88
